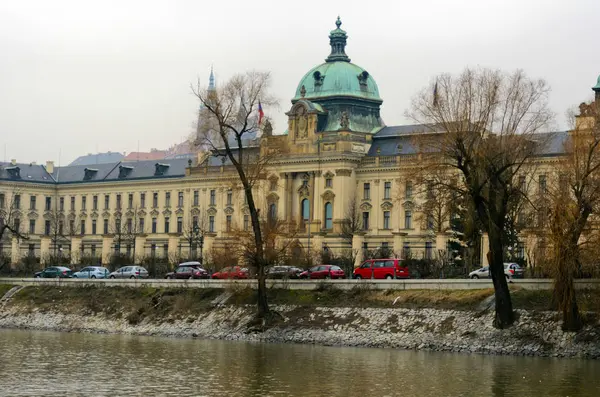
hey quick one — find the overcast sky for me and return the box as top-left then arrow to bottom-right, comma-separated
1,0 -> 599,165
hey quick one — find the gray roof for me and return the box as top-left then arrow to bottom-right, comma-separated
374,124 -> 445,138
367,136 -> 419,156
0,159 -> 189,185
533,131 -> 569,156
69,152 -> 124,166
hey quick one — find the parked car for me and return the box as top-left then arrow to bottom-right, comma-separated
34,266 -> 73,278
212,266 -> 249,279
299,265 -> 345,279
353,259 -> 410,280
72,266 -> 110,279
165,262 -> 209,279
108,266 -> 149,279
469,263 -> 525,279
267,266 -> 303,279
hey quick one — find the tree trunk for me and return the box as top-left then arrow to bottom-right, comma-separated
554,238 -> 583,332
488,226 -> 515,329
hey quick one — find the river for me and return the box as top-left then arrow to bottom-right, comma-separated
0,329 -> 598,397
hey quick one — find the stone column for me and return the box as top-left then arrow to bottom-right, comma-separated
310,172 -> 316,221
392,231 -> 406,258
481,233 -> 490,266
40,236 -> 51,265
70,236 -> 82,265
135,234 -> 147,263
352,233 -> 365,268
101,235 -> 113,265
167,234 -> 180,262
11,237 -> 20,268
203,233 -> 215,268
287,173 -> 294,222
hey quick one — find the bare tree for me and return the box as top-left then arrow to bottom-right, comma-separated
340,197 -> 362,266
181,211 -> 207,262
110,209 -> 141,264
408,68 -> 553,328
0,187 -> 28,241
192,71 -> 278,323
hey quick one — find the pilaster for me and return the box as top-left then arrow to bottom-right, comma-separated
11,237 -> 20,268
40,236 -> 51,265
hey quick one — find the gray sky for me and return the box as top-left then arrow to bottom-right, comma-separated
1,0 -> 599,165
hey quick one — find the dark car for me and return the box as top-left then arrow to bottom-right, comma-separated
267,266 -> 303,279
299,265 -> 345,279
165,263 -> 209,279
212,266 -> 249,279
34,266 -> 73,278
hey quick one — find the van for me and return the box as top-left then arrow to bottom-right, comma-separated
353,259 -> 410,280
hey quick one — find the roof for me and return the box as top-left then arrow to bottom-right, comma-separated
69,152 -> 124,166
374,124 -> 445,138
123,150 -> 167,162
0,159 -> 189,184
533,131 -> 569,156
367,135 -> 419,156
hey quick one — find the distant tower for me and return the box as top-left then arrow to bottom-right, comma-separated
196,67 -> 219,149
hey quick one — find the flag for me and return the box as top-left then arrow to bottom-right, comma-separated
433,81 -> 439,108
258,100 -> 264,125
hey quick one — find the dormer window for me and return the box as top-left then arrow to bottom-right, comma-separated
5,166 -> 21,179
154,163 -> 170,176
357,70 -> 369,87
83,168 -> 98,181
313,71 -> 325,87
118,165 -> 134,179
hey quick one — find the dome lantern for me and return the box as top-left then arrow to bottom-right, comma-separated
326,16 -> 350,63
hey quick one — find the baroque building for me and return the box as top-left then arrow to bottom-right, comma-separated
1,18 -> 599,268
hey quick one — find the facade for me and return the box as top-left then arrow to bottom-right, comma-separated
1,18 -> 599,268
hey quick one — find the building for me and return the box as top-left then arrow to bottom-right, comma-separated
1,18 -> 599,268
69,151 -> 124,166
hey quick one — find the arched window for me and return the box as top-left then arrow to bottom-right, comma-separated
324,202 -> 333,229
268,203 -> 277,224
301,199 -> 310,222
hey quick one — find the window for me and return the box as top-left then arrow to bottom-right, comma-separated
268,203 -> 277,224
381,242 -> 389,249
80,196 -> 86,210
151,244 -> 156,257
14,218 -> 21,232
45,196 -> 51,211
426,181 -> 434,199
226,191 -> 232,206
91,244 -> 96,258
153,193 -> 158,208
210,190 -> 216,205
325,178 -> 332,188
192,216 -> 198,229
177,217 -> 183,233
243,215 -> 249,231
29,219 -> 36,234
425,242 -> 433,259
301,199 -> 310,223
116,194 -> 121,209
209,216 -> 215,233
115,218 -> 121,232
58,220 -> 64,235
362,211 -> 369,230
165,192 -> 171,207
193,190 -> 199,206
139,218 -> 145,233
324,202 -> 333,229
519,176 -> 526,193
403,242 -> 411,258
14,194 -> 20,209
59,197 -> 64,211
103,219 -> 108,234
270,178 -> 277,191
539,174 -> 547,194
104,195 -> 110,210
164,217 -> 170,233
0,193 -> 4,209
363,183 -> 371,200
92,220 -> 97,235
69,219 -> 75,234
404,210 -> 412,229
427,214 -> 434,230
126,218 -> 132,234
92,195 -> 98,210
226,215 -> 232,232
384,182 -> 391,199
140,193 -> 146,208
405,181 -> 413,199
128,194 -> 133,209
178,192 -> 184,207
80,220 -> 86,235
30,195 -> 36,210
383,211 -> 390,229
44,220 -> 51,235
362,242 -> 368,252
152,218 -> 157,233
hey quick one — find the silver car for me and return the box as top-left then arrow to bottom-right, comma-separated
469,264 -> 525,279
108,266 -> 149,279
469,266 -> 490,279
72,266 -> 110,279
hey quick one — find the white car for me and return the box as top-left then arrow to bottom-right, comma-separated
469,263 -> 524,279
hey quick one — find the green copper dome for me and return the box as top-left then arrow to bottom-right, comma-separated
593,74 -> 600,91
292,17 -> 382,103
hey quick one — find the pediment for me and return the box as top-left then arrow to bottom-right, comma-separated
297,185 -> 309,198
323,171 -> 334,179
402,200 -> 415,210
90,211 -> 99,219
266,192 -> 279,204
162,208 -> 172,217
207,207 -> 217,216
150,209 -> 160,217
381,201 -> 393,211
113,210 -> 122,218
79,210 -> 87,218
224,206 -> 234,215
190,207 -> 200,216
321,190 -> 335,201
27,210 -> 39,219
102,211 -> 111,218
175,208 -> 184,216
359,202 -> 372,211
125,210 -> 135,218
137,209 -> 147,217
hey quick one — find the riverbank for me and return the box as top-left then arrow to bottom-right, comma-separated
1,284 -> 599,359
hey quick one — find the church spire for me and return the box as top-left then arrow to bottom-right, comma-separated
326,16 -> 350,63
208,65 -> 215,91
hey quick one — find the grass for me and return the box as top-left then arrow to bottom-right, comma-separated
0,284 -> 14,297
510,288 -> 600,313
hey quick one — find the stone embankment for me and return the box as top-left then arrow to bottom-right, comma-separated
0,285 -> 599,359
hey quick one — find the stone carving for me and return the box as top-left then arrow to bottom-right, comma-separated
360,202 -> 372,211
321,190 -> 335,201
137,209 -> 147,217
149,209 -> 159,217
266,192 -> 279,204
323,171 -> 334,178
323,143 -> 336,151
351,143 -> 364,153
224,207 -> 234,215
300,85 -> 306,97
162,209 -> 172,217
579,102 -> 597,117
402,200 -> 415,210
381,201 -> 393,210
335,169 -> 352,177
101,211 -> 111,219
263,119 -> 273,136
190,208 -> 200,216
298,184 -> 309,198
339,111 -> 350,130
207,207 -> 217,216
175,208 -> 184,216
125,210 -> 134,218
90,212 -> 99,219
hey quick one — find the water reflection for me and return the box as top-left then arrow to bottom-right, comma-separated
0,329 -> 598,397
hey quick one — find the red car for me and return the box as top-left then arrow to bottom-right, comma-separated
212,266 -> 249,279
353,259 -> 410,280
299,265 -> 345,279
